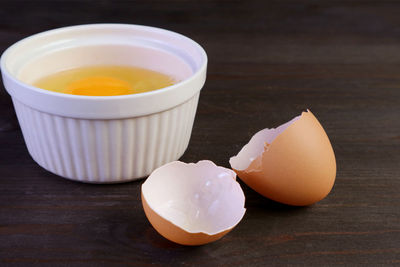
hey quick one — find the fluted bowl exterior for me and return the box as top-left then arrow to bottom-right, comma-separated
1,24 -> 207,183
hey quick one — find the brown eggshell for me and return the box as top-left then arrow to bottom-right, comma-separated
141,160 -> 246,246
230,110 -> 336,206
142,192 -> 230,246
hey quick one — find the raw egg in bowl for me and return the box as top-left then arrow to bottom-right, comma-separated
0,24 -> 207,183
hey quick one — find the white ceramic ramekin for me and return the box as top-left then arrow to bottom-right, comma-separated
0,24 -> 207,183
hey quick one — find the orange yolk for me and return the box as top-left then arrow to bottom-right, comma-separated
66,76 -> 133,96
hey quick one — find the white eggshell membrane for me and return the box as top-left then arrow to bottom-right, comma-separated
142,160 -> 246,235
229,115 -> 301,171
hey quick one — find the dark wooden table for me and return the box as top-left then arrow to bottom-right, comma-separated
1,1 -> 399,266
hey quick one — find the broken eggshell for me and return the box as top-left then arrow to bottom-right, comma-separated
229,110 -> 336,206
141,160 -> 246,246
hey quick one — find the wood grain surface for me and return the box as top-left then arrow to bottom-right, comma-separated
0,0 -> 399,266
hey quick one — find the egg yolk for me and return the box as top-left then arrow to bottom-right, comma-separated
66,76 -> 133,96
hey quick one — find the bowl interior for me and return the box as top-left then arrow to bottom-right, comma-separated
0,24 -> 207,119
18,44 -> 193,85
3,24 -> 204,87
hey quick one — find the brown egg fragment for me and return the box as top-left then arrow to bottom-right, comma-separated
229,110 -> 336,206
141,160 -> 246,246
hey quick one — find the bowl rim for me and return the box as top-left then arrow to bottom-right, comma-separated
0,23 -> 207,119
0,23 -> 207,100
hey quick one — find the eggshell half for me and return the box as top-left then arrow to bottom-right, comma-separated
230,110 -> 336,206
141,160 -> 246,245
